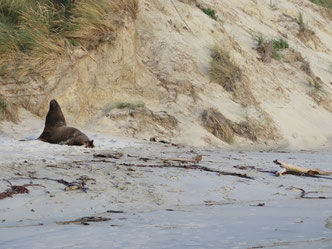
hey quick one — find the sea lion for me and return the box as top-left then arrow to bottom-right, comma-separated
38,99 -> 94,148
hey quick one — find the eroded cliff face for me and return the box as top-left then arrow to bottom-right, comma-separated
1,0 -> 332,149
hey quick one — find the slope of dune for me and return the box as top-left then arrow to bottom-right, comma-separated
1,0 -> 332,149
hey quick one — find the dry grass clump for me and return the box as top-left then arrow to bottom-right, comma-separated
202,108 -> 235,144
201,108 -> 277,144
296,12 -> 316,43
310,0 -> 332,19
0,93 -> 7,118
254,34 -> 289,62
308,90 -> 332,113
209,46 -> 242,92
256,41 -> 274,63
311,0 -> 332,8
66,0 -> 121,48
109,101 -> 145,111
121,0 -> 139,19
0,0 -> 139,77
232,121 -> 258,142
0,94 -> 18,121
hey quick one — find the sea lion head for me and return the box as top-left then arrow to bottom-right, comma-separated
45,99 -> 66,129
85,139 -> 95,148
49,99 -> 58,110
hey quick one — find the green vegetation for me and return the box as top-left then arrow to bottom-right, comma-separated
0,0 -> 138,77
308,79 -> 322,90
0,65 -> 7,76
297,12 -> 315,35
254,34 -> 289,61
310,0 -> 332,9
269,0 -> 277,9
255,34 -> 265,47
271,38 -> 289,50
113,102 -> 145,110
297,12 -> 305,27
209,46 -> 242,92
201,7 -> 217,20
0,0 -> 73,54
0,94 -> 7,117
271,38 -> 289,59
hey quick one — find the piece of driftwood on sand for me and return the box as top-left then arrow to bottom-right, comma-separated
273,160 -> 332,176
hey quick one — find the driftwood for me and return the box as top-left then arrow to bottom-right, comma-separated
56,216 -> 110,225
163,155 -> 203,164
119,162 -> 253,179
273,160 -> 332,176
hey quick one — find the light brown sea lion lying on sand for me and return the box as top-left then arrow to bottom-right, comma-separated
38,99 -> 94,148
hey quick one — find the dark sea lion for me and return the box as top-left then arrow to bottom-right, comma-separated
38,99 -> 66,141
38,99 -> 94,148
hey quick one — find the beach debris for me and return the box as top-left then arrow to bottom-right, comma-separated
273,160 -> 332,176
248,237 -> 332,249
149,137 -> 179,146
0,183 -> 45,200
6,176 -> 95,192
56,216 -> 111,225
233,165 -> 280,175
250,203 -> 265,207
0,185 -> 29,199
119,162 -> 254,179
163,155 -> 203,163
287,186 -> 328,199
64,175 -> 96,192
94,151 -> 124,159
106,210 -> 124,213
233,165 -> 256,170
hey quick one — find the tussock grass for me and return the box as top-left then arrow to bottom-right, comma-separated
0,94 -> 7,119
297,12 -> 315,37
0,94 -> 6,109
67,0 -> 120,46
202,108 -> 234,144
201,108 -> 259,144
310,0 -> 332,19
0,0 -> 139,77
272,38 -> 289,50
122,0 -> 139,19
254,34 -> 289,62
308,78 -> 322,90
269,0 -> 278,10
209,46 -> 242,92
310,0 -> 332,9
113,102 -> 145,110
201,7 -> 217,20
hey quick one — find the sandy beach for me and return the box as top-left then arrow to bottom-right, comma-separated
1,116 -> 332,249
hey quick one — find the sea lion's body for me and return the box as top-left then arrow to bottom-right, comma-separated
38,99 -> 94,148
